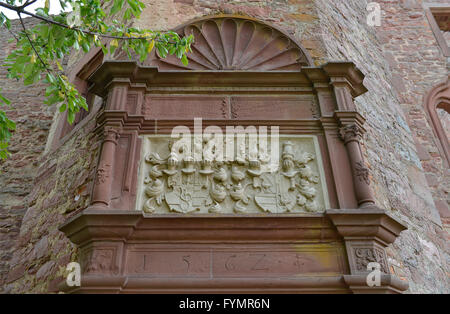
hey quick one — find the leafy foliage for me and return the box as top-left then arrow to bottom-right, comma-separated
0,0 -> 193,159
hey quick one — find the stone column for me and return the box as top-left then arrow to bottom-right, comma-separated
339,123 -> 375,207
91,127 -> 120,207
321,63 -> 376,208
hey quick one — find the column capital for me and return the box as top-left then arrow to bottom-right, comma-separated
103,126 -> 120,144
339,123 -> 363,144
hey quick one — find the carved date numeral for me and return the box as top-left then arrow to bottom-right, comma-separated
250,253 -> 269,271
182,255 -> 191,272
135,254 -> 150,273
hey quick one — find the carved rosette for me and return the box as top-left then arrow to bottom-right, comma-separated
139,137 -> 327,214
95,164 -> 111,185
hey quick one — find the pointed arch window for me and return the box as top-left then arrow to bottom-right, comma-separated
424,78 -> 450,167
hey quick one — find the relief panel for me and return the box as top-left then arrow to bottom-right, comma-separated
230,96 -> 318,120
135,135 -> 329,214
144,95 -> 229,119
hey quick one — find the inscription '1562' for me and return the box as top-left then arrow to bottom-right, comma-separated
126,250 -> 342,277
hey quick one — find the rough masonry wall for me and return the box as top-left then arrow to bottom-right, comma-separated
0,17 -> 54,293
0,18 -> 102,292
316,0 -> 449,293
3,116 -> 100,293
377,0 -> 449,231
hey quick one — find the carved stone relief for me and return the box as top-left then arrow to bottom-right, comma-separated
81,249 -> 114,274
136,135 -> 329,214
354,248 -> 389,274
148,17 -> 311,71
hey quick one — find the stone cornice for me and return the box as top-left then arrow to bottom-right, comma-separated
59,209 -> 340,246
326,207 -> 408,247
303,62 -> 368,98
87,61 -> 368,99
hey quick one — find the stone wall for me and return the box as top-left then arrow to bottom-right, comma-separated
377,0 -> 449,231
0,17 -> 54,293
316,0 -> 449,293
0,18 -> 102,293
3,115 -> 101,293
1,0 -> 448,293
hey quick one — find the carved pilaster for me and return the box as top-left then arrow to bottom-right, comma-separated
303,67 -> 337,117
331,80 -> 356,111
105,81 -> 129,111
326,63 -> 372,206
91,127 -> 120,207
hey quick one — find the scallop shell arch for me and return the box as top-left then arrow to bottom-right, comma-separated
146,16 -> 313,71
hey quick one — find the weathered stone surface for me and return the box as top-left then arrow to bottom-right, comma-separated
0,16 -> 101,290
0,17 -> 54,293
310,0 -> 449,293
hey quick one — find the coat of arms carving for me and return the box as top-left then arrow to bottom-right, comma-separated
138,136 -> 328,214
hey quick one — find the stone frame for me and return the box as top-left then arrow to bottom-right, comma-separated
423,3 -> 450,58
423,77 -> 450,168
48,48 -> 104,152
58,16 -> 408,294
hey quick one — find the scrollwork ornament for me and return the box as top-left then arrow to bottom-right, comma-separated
96,164 -> 110,185
355,161 -> 370,185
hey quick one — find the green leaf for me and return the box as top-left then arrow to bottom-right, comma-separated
157,45 -> 168,58
59,103 -> 66,112
181,54 -> 188,66
46,73 -> 55,84
0,93 -> 11,106
111,0 -> 125,15
67,110 -> 75,124
82,42 -> 90,52
5,119 -> 16,131
0,12 -> 11,30
110,39 -> 119,47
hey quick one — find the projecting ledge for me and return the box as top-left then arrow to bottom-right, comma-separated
59,208 -> 341,245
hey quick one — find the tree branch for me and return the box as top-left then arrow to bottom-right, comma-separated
18,12 -> 51,74
0,1 -> 173,43
19,0 -> 38,9
1,23 -> 19,42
